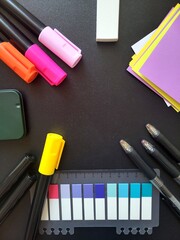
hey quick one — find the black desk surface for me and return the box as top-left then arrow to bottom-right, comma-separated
0,0 -> 180,239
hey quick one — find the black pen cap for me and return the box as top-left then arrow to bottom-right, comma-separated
0,172 -> 37,224
0,0 -> 45,35
0,13 -> 32,52
0,155 -> 36,200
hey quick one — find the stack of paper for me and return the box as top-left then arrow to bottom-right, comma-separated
127,4 -> 180,112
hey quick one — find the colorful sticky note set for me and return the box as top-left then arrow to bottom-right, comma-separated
127,4 -> 180,112
41,183 -> 152,224
42,183 -> 152,222
39,169 -> 160,236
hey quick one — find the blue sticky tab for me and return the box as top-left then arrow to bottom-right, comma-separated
60,184 -> 70,198
118,183 -> 128,198
107,183 -> 117,197
142,183 -> 152,197
83,184 -> 93,198
94,184 -> 105,198
130,183 -> 140,198
72,184 -> 82,198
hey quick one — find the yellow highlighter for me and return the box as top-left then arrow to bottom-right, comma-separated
25,133 -> 65,240
39,133 -> 65,175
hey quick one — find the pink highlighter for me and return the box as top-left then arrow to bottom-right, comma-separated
0,14 -> 67,86
0,0 -> 82,68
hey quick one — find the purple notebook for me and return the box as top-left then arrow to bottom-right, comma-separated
139,14 -> 180,103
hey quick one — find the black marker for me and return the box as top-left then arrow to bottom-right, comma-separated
0,155 -> 35,200
0,13 -> 67,86
141,140 -> 180,185
0,0 -> 82,68
146,124 -> 180,165
0,172 -> 37,224
120,140 -> 180,218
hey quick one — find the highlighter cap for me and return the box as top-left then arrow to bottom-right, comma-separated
25,44 -> 67,86
38,133 -> 65,176
39,26 -> 82,68
0,42 -> 38,83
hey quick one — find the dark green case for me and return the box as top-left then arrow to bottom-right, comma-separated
0,89 -> 26,140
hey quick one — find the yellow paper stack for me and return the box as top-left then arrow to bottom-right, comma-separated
128,4 -> 180,112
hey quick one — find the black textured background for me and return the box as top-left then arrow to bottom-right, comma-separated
0,0 -> 179,239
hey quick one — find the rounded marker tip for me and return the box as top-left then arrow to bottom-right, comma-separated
146,123 -> 152,131
146,123 -> 160,137
141,139 -> 155,153
141,139 -> 149,145
120,139 -> 126,144
119,140 -> 133,153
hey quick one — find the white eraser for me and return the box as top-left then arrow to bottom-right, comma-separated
96,0 -> 120,42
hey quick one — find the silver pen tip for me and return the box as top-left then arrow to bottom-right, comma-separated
141,139 -> 155,152
119,140 -> 133,153
146,123 -> 160,137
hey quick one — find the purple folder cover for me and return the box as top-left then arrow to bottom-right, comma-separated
139,14 -> 180,103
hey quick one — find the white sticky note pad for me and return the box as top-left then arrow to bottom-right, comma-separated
130,198 -> 140,220
49,199 -> 60,220
84,198 -> 94,220
95,199 -> 105,220
61,198 -> 71,220
118,198 -> 128,220
131,30 -> 155,54
96,0 -> 120,42
72,198 -> 83,220
141,197 -> 152,220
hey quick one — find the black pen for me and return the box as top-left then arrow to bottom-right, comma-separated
146,124 -> 180,165
141,140 -> 180,185
120,140 -> 180,218
0,172 -> 37,224
0,155 -> 36,201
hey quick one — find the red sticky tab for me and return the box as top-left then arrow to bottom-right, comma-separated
48,184 -> 59,199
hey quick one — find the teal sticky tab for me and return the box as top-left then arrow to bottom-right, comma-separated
118,183 -> 128,198
107,183 -> 116,197
130,183 -> 140,198
142,183 -> 152,197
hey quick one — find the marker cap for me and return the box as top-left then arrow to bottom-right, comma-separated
38,26 -> 82,68
38,133 -> 65,176
25,44 -> 67,86
0,42 -> 38,83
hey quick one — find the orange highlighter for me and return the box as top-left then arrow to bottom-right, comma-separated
0,37 -> 38,83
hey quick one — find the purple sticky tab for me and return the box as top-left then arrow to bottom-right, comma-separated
60,184 -> 70,198
95,184 -> 105,198
83,184 -> 93,198
72,184 -> 82,198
